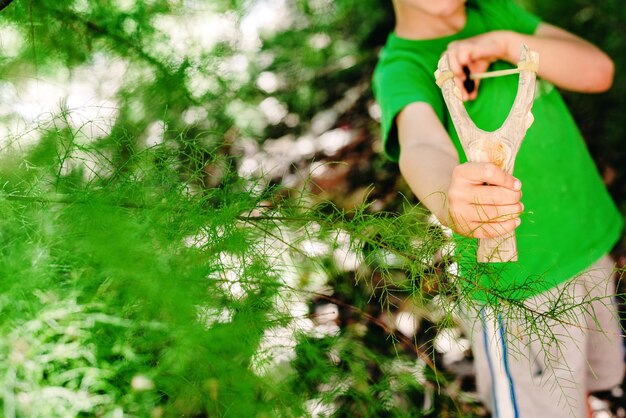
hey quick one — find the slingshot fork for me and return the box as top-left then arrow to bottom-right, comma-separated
434,44 -> 539,263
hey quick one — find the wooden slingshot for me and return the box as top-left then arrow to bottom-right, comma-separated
434,44 -> 539,263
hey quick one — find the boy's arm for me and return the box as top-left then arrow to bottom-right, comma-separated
445,22 -> 614,95
505,23 -> 613,92
397,102 -> 523,239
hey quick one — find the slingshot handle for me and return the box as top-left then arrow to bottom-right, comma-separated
479,233 -> 517,263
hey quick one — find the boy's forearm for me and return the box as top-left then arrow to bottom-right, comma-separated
498,27 -> 614,93
399,143 -> 455,226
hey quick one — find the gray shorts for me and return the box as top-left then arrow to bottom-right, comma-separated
465,255 -> 624,418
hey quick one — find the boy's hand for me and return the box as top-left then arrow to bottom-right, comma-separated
445,31 -> 510,101
446,162 -> 523,238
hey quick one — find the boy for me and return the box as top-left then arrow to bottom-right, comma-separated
373,0 -> 624,417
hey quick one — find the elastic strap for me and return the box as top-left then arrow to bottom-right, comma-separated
435,70 -> 454,87
517,61 -> 539,72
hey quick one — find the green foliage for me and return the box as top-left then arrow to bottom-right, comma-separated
0,124 -> 471,416
0,134 -> 290,415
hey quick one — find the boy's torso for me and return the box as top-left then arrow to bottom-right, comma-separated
373,1 -> 623,302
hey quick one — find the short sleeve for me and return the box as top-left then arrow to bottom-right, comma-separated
482,0 -> 542,35
372,51 -> 444,162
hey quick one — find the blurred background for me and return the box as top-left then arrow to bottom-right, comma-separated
0,0 -> 623,417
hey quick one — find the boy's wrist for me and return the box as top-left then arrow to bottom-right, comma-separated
498,30 -> 523,64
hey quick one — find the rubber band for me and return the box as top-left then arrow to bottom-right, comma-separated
517,61 -> 539,72
435,70 -> 454,87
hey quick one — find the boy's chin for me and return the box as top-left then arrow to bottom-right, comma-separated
431,0 -> 466,16
402,0 -> 466,17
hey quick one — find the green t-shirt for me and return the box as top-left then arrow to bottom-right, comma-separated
372,0 -> 623,302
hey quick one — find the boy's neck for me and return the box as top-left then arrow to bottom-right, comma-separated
393,3 -> 467,40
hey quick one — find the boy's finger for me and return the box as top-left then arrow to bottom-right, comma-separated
472,185 -> 522,206
446,45 -> 466,80
452,64 -> 473,100
469,203 -> 524,223
454,162 -> 521,190
455,46 -> 472,68
465,60 -> 489,101
469,218 -> 521,239
445,45 -> 476,100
